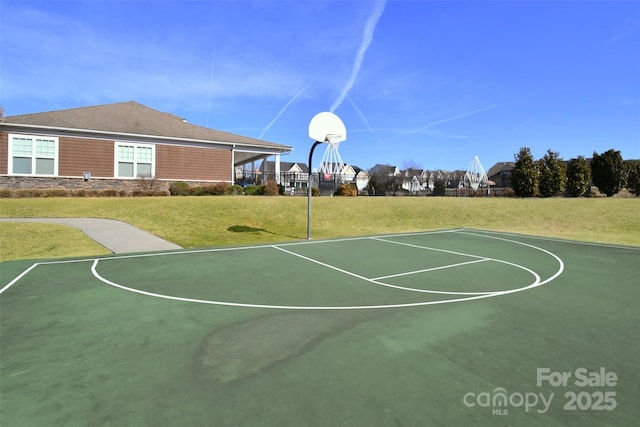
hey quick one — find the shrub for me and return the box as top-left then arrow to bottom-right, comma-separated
169,181 -> 190,196
212,182 -> 230,195
502,187 -> 515,197
198,183 -> 230,196
199,185 -> 217,196
135,176 -> 159,191
130,189 -> 161,197
264,180 -> 279,196
14,189 -> 40,197
243,185 -> 266,196
98,189 -> 119,197
44,189 -> 70,197
311,187 -> 320,197
227,185 -> 243,195
336,183 -> 357,197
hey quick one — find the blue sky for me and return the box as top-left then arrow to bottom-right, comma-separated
1,0 -> 639,171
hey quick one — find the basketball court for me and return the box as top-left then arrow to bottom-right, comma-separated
1,228 -> 638,426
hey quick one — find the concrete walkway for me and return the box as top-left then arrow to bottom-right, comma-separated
0,218 -> 183,254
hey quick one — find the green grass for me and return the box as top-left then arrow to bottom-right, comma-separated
0,222 -> 111,261
1,196 -> 639,261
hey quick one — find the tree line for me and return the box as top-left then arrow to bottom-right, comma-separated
511,148 -> 640,197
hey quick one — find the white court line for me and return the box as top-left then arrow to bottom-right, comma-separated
456,228 -> 640,251
0,263 -> 40,295
367,235 -> 543,293
1,231 -> 461,294
0,257 -> 99,295
372,258 -> 490,281
2,229 -> 563,307
271,245 -> 496,295
370,236 -> 488,259
89,255 -> 517,310
90,258 -> 536,310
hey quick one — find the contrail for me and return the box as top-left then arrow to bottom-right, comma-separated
383,104 -> 498,143
418,104 -> 498,130
330,0 -> 386,113
347,95 -> 379,141
259,85 -> 308,139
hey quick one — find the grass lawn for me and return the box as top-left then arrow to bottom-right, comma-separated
1,196 -> 639,261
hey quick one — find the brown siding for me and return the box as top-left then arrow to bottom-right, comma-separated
0,132 -> 8,174
2,130 -> 233,182
156,144 -> 232,181
59,137 -> 115,177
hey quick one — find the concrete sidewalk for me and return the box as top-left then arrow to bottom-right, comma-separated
1,218 -> 183,254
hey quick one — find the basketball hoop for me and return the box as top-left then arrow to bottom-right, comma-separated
325,134 -> 343,144
307,112 -> 347,240
309,113 -> 346,143
464,155 -> 488,192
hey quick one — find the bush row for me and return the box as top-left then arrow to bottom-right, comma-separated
0,189 -> 170,198
168,180 -> 281,196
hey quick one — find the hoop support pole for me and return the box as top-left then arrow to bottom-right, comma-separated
307,140 -> 323,240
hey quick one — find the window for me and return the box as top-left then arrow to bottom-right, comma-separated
115,143 -> 155,178
8,134 -> 58,176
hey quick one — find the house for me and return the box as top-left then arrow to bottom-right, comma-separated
369,164 -> 401,178
400,168 -> 429,192
259,161 -> 310,190
0,101 -> 292,192
338,164 -> 357,183
354,169 -> 370,192
487,162 -> 515,187
256,159 -> 362,195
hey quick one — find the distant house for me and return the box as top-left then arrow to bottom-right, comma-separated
400,169 -> 428,192
487,162 -> 515,187
369,164 -> 401,177
423,170 -> 449,191
339,164 -> 357,183
0,101 -> 292,192
259,161 -> 309,190
354,169 -> 370,192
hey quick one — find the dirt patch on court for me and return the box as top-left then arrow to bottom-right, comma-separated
193,311 -> 380,384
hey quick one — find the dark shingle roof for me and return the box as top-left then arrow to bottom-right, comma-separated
3,101 -> 290,150
487,162 -> 515,178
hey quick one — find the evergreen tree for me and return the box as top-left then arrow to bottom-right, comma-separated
566,156 -> 591,197
511,147 -> 539,197
625,160 -> 640,195
591,149 -> 625,196
538,149 -> 567,197
433,179 -> 446,196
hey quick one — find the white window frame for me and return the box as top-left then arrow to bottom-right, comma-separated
114,142 -> 156,179
7,134 -> 59,176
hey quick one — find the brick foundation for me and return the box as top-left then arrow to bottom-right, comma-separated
0,176 -> 231,193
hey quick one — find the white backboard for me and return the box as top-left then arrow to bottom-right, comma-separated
308,112 -> 346,143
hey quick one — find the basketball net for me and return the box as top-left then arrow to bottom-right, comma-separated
464,155 -> 488,191
318,136 -> 345,178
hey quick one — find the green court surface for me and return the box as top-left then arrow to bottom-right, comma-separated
1,229 -> 638,426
